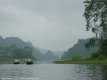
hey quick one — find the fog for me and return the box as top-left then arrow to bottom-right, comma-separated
0,0 -> 93,51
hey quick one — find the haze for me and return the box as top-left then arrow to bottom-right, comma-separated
0,0 -> 93,51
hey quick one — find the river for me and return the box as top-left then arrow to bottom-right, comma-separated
0,64 -> 106,80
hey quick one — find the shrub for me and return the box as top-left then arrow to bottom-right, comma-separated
91,52 -> 107,60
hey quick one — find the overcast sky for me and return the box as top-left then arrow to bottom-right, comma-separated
0,0 -> 93,51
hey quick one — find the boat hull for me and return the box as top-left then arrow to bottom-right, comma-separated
14,62 -> 20,64
26,61 -> 33,65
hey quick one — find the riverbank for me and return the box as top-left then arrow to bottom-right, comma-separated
54,60 -> 107,64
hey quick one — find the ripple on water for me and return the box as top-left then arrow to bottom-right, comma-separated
0,64 -> 106,80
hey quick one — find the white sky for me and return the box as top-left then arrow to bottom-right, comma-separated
0,0 -> 93,51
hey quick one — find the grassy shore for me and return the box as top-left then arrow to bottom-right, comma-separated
54,60 -> 107,64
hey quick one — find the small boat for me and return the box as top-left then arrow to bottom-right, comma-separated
26,59 -> 33,65
14,62 -> 20,64
14,59 -> 20,64
26,61 -> 33,64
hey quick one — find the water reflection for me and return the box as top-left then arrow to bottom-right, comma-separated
73,64 -> 103,80
99,65 -> 107,80
0,64 -> 106,80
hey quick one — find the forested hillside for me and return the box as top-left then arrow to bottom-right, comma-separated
61,39 -> 98,59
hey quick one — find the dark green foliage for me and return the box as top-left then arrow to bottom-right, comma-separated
91,52 -> 100,59
84,0 -> 107,37
99,39 -> 107,55
85,37 -> 96,48
84,0 -> 107,55
91,52 -> 107,60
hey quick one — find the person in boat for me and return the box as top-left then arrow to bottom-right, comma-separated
26,58 -> 33,64
14,59 -> 20,64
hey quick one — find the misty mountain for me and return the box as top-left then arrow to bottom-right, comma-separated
0,36 -> 32,48
36,47 -> 63,58
32,47 -> 59,60
41,50 -> 58,60
35,47 -> 48,54
0,36 -> 58,60
52,51 -> 64,58
61,39 -> 98,59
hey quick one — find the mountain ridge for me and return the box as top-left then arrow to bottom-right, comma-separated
61,39 -> 98,59
0,36 -> 58,60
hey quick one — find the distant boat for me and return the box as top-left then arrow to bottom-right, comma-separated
14,59 -> 20,64
26,58 -> 33,65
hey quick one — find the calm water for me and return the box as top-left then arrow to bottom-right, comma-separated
0,64 -> 107,80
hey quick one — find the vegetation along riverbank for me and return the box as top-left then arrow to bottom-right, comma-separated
54,60 -> 107,64
54,55 -> 107,64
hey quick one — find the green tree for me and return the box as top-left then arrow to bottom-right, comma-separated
84,0 -> 107,39
84,0 -> 107,55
